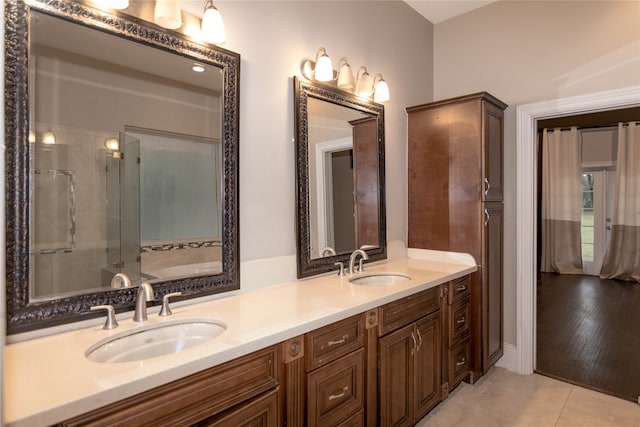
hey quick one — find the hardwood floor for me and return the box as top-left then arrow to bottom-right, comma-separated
536,272 -> 640,403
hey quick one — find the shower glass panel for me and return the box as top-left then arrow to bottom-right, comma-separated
120,133 -> 141,282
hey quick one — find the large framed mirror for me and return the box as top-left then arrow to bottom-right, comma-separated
5,0 -> 240,334
294,77 -> 386,278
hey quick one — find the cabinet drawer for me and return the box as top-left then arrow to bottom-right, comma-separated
59,346 -> 279,427
449,338 -> 471,388
306,314 -> 365,371
449,296 -> 471,344
379,287 -> 440,336
199,388 -> 279,427
307,349 -> 364,427
448,275 -> 471,304
336,409 -> 364,427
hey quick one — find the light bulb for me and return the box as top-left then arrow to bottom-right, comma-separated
42,131 -> 56,145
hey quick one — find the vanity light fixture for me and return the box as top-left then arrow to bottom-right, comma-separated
336,58 -> 355,90
372,73 -> 390,103
154,0 -> 182,30
91,0 -> 129,10
201,0 -> 226,44
192,63 -> 205,73
42,131 -> 56,145
301,50 -> 390,102
105,138 -> 119,151
29,130 -> 36,143
355,66 -> 373,98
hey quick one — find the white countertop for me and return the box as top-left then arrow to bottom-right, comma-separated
4,251 -> 476,427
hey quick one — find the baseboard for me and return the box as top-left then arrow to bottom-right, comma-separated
495,343 -> 518,372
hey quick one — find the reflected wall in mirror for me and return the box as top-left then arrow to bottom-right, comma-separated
5,0 -> 240,334
294,77 -> 386,278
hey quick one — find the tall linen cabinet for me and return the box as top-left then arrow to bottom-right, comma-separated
406,92 -> 507,379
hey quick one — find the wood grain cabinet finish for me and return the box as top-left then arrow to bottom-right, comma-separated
305,314 -> 366,427
407,92 -> 507,378
197,389 -> 279,427
444,276 -> 472,390
378,287 -> 442,427
57,346 -> 280,427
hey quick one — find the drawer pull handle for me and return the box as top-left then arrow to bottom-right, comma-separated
328,386 -> 349,401
456,317 -> 466,325
328,334 -> 349,346
456,357 -> 466,367
455,284 -> 467,292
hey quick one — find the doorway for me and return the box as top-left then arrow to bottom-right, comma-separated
514,86 -> 640,382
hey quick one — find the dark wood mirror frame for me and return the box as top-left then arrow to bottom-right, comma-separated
5,0 -> 240,334
294,76 -> 387,278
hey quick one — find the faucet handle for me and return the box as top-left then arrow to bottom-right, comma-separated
159,292 -> 183,317
334,262 -> 345,277
90,305 -> 119,330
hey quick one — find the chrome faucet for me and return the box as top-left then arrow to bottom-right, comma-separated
111,273 -> 132,289
133,282 -> 154,322
321,246 -> 336,257
349,249 -> 369,275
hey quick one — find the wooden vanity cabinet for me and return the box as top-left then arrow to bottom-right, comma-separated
57,346 -> 280,427
407,92 -> 507,378
377,286 -> 442,427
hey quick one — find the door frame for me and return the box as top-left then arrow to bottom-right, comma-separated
515,85 -> 640,374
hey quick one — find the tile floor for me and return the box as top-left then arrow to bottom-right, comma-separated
416,367 -> 640,427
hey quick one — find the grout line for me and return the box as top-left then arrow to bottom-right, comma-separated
555,384 -> 574,426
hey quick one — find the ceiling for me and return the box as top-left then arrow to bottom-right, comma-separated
403,0 -> 497,24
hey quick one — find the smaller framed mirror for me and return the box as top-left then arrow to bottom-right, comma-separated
294,76 -> 386,278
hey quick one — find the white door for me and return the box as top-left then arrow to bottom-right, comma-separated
581,169 -> 615,275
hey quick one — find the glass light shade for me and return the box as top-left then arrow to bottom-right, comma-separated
105,138 -> 119,151
42,131 -> 56,145
29,130 -> 36,143
374,79 -> 390,103
154,0 -> 182,29
355,70 -> 372,98
91,0 -> 129,9
201,1 -> 226,44
337,62 -> 354,89
315,53 -> 333,82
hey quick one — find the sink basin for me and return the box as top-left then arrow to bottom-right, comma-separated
85,318 -> 227,363
349,272 -> 411,286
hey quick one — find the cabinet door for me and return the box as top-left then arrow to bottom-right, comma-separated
413,312 -> 441,421
482,101 -> 504,202
482,203 -> 504,369
378,323 -> 413,427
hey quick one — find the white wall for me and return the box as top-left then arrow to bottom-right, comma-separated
211,1 -> 433,262
433,0 -> 640,347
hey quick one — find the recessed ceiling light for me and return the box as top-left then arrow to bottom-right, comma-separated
192,63 -> 205,73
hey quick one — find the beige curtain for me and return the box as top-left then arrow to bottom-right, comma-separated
541,127 -> 583,274
600,122 -> 640,282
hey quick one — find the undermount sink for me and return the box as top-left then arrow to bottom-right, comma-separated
85,318 -> 227,363
349,272 -> 411,286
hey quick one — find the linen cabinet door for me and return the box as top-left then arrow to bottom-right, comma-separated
378,323 -> 414,427
481,100 -> 505,202
482,202 -> 504,369
413,312 -> 441,421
